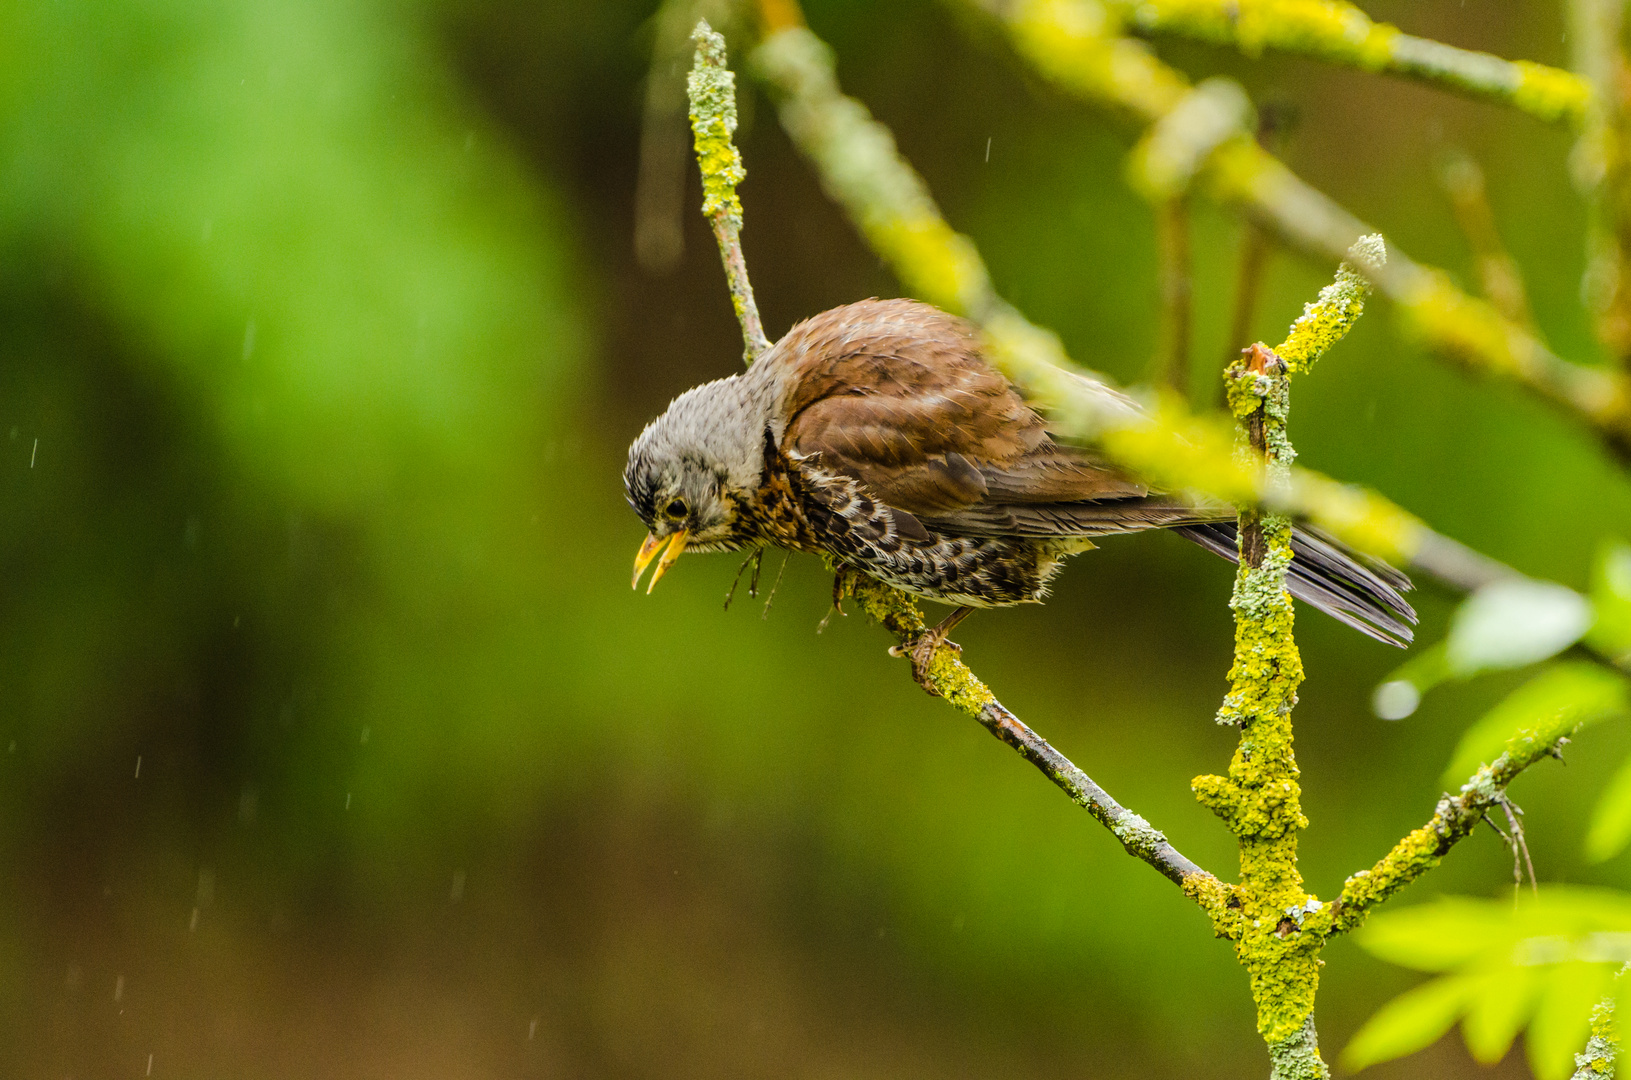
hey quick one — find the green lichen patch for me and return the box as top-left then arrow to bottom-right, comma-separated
1510,59 -> 1593,126
688,21 -> 746,229
1274,234 -> 1381,373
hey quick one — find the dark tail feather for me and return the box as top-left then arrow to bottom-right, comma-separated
1174,521 -> 1417,647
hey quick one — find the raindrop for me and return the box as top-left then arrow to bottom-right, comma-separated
134,756 -> 142,780
189,907 -> 200,932
114,974 -> 124,1002
359,726 -> 370,745
30,438 -> 37,468
1372,680 -> 1420,720
984,136 -> 991,162
147,1053 -> 154,1076
450,869 -> 466,902
344,792 -> 352,810
242,320 -> 257,362
528,1017 -> 538,1040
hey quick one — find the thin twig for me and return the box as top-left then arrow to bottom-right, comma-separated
1437,149 -> 1537,333
1330,718 -> 1586,934
687,20 -> 772,363
839,571 -> 1232,908
1154,197 -> 1192,397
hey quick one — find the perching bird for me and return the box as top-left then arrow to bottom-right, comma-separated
625,298 -> 1414,679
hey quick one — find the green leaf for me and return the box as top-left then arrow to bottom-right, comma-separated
1357,898 -> 1511,971
1462,965 -> 1540,1064
1525,962 -> 1612,1080
1443,663 -> 1628,784
1585,540 -> 1631,665
1447,580 -> 1593,675
1342,974 -> 1477,1072
1587,753 -> 1631,862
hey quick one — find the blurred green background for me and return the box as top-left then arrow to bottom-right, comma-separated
1,0 -> 1628,1076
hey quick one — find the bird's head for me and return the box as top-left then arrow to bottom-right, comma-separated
624,377 -> 764,592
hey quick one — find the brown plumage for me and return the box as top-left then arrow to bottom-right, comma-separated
625,299 -> 1414,673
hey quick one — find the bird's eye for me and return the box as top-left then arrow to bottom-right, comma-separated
665,498 -> 689,519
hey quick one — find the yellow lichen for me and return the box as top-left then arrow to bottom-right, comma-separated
688,22 -> 746,230
1511,59 -> 1594,125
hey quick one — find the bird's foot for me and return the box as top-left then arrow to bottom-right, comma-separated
888,629 -> 962,695
829,567 -> 852,616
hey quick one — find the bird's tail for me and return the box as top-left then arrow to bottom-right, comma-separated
1173,521 -> 1416,647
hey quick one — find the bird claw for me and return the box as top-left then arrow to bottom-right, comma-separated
888,630 -> 962,694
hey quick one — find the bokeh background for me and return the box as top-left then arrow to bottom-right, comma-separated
2,1 -> 1629,1076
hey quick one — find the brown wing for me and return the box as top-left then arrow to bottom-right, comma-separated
775,299 -> 1190,536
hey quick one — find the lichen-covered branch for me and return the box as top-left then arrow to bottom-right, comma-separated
837,569 -> 1234,913
970,0 -> 1631,463
1574,978 -> 1623,1080
688,20 -> 771,363
1329,713 -> 1584,934
750,22 -> 1497,575
1101,0 -> 1591,126
1189,245 -> 1376,1078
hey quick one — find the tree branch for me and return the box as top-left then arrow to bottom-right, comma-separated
687,20 -> 771,363
1573,971 -> 1624,1080
1329,714 -> 1584,934
838,570 -> 1234,914
969,0 -> 1631,464
1099,0 -> 1591,126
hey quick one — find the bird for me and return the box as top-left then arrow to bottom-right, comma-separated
624,298 -> 1414,682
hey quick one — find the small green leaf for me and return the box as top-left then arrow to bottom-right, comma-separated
1525,962 -> 1612,1080
1587,540 -> 1631,665
1443,663 -> 1628,784
1463,966 -> 1539,1064
1342,974 -> 1477,1071
1357,898 -> 1511,971
1587,753 -> 1631,862
1447,580 -> 1593,675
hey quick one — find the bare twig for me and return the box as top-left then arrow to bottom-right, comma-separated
1154,197 -> 1192,397
687,20 -> 772,362
1437,149 -> 1537,333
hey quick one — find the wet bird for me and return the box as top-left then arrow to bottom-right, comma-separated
625,298 -> 1414,680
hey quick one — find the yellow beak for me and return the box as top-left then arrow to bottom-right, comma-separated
632,530 -> 689,593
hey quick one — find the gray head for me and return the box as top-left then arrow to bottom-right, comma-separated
625,373 -> 772,591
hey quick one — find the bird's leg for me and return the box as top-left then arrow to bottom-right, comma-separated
890,606 -> 973,691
